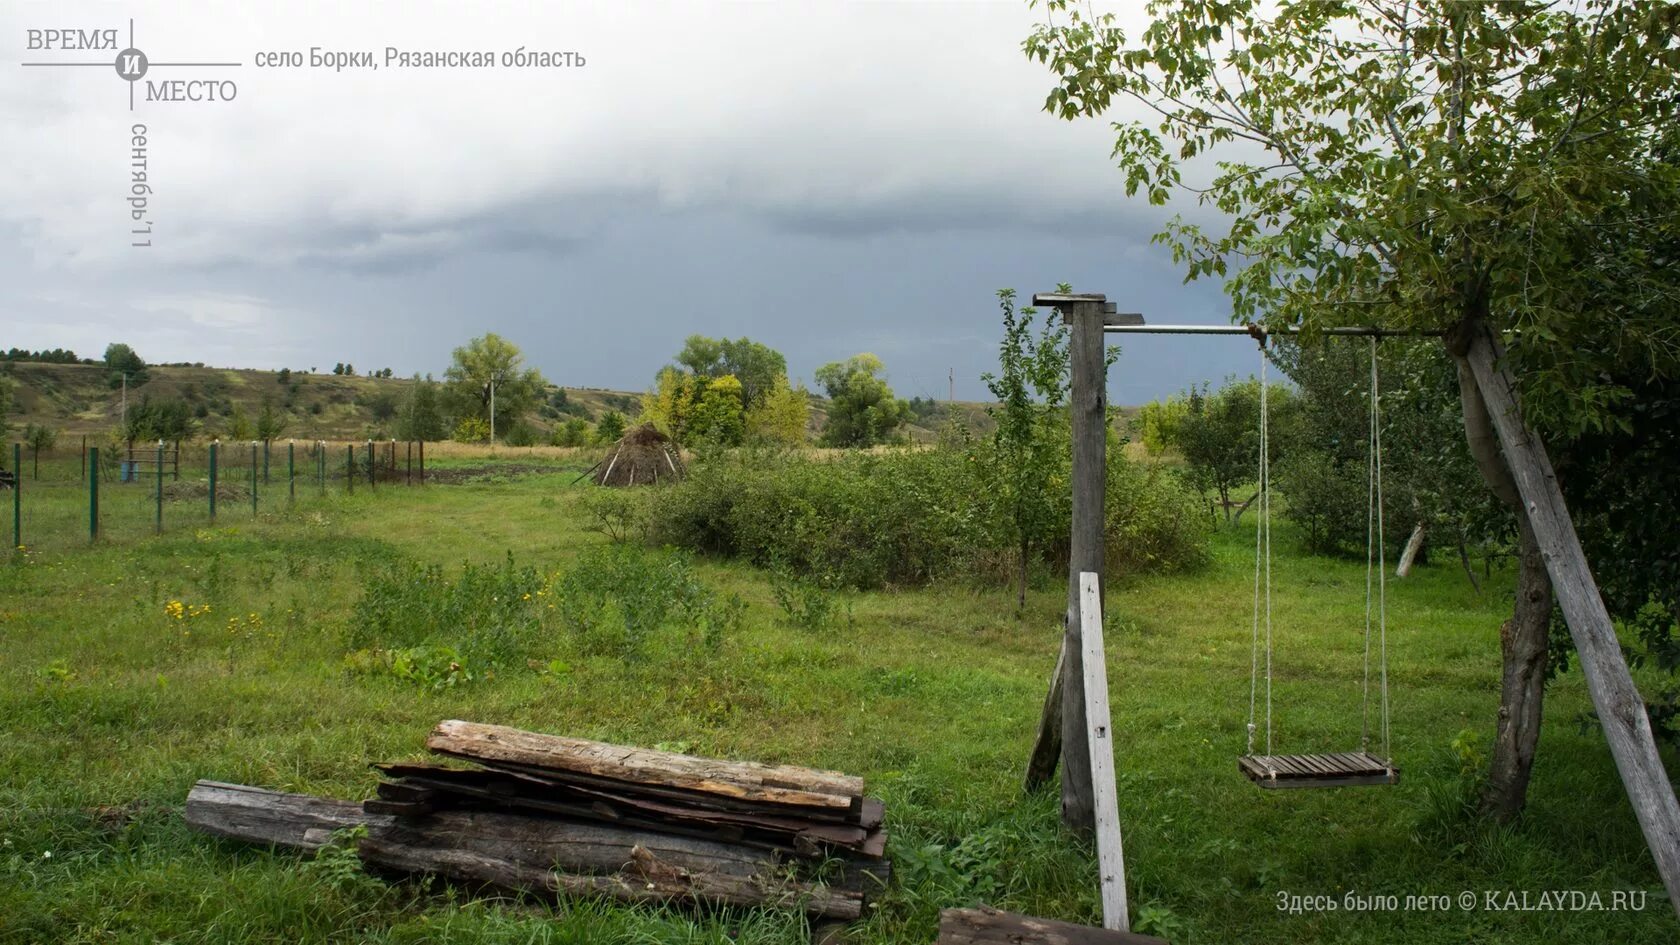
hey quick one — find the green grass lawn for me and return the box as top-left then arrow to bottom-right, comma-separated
0,459 -> 1672,943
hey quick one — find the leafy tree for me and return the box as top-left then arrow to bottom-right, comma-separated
332,363 -> 345,376
255,400 -> 289,441
1134,396 -> 1188,456
343,363 -> 354,376
815,354 -> 909,448
551,417 -> 591,447
442,333 -> 546,439
640,367 -> 702,443
980,289 -> 1071,609
122,396 -> 195,445
688,374 -> 746,448
225,405 -> 254,442
104,342 -> 148,388
366,392 -> 399,424
675,336 -> 789,409
396,375 -> 447,442
1174,379 -> 1286,525
744,376 -> 811,447
277,368 -> 291,385
1025,0 -> 1680,831
22,423 -> 55,479
595,410 -> 627,444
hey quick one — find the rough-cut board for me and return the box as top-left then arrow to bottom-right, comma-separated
182,781 -> 870,919
1237,752 -> 1399,789
372,762 -> 886,856
426,721 -> 861,813
936,906 -> 1169,944
1078,572 -> 1129,932
185,780 -> 391,850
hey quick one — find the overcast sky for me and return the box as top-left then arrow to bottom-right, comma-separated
1,1 -> 1262,405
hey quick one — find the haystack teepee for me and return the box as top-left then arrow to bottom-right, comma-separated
592,423 -> 684,487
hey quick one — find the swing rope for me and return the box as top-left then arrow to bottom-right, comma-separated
1247,344 -> 1273,756
1247,336 -> 1391,763
1363,336 -> 1392,758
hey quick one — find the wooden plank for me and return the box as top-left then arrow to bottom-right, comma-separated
426,721 -> 861,811
936,906 -> 1168,944
1024,642 -> 1066,790
1078,572 -> 1128,933
373,763 -> 883,855
1463,327 -> 1680,914
1238,753 -> 1399,789
184,780 -> 389,850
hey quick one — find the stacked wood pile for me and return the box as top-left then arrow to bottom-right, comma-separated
185,720 -> 888,920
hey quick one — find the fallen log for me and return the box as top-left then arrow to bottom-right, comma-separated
425,720 -> 862,815
183,780 -> 872,919
185,780 -> 391,850
937,906 -> 1169,944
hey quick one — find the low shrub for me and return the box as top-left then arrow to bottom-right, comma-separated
552,545 -> 743,655
347,552 -> 542,665
652,446 -> 1207,589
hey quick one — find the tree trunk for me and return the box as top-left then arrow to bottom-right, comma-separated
1019,537 -> 1030,612
1451,352 -> 1548,815
1483,515 -> 1552,821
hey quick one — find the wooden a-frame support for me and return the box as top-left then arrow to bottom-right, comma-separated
1021,292 -> 1680,919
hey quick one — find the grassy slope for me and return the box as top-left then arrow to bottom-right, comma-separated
0,456 -> 1672,944
2,362 -> 988,444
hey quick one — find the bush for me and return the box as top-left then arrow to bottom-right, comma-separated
347,553 -> 542,666
553,545 -> 742,655
652,446 -> 1207,589
504,421 -> 539,447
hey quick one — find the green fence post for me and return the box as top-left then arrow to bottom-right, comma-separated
347,444 -> 354,494
12,443 -> 20,552
209,441 -> 219,522
318,441 -> 325,494
88,446 -> 99,542
263,439 -> 270,484
288,441 -> 296,503
367,439 -> 375,489
250,442 -> 258,516
155,440 -> 164,535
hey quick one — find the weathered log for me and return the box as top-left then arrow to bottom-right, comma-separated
184,780 -> 389,850
936,906 -> 1168,944
1463,327 -> 1680,915
183,781 -> 872,919
426,721 -> 861,813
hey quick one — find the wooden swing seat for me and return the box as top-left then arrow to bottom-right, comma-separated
1239,751 -> 1399,789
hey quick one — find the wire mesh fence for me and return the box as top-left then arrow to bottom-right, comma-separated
2,438 -> 433,555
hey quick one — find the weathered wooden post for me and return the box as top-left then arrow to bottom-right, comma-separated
1033,292 -> 1110,832
1461,325 -> 1680,912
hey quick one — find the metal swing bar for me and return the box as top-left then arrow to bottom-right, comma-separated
1101,323 -> 1444,337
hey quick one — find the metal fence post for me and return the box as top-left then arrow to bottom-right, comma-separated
11,443 -> 20,551
288,440 -> 296,503
155,439 -> 164,535
263,439 -> 271,484
88,445 -> 99,542
367,439 -> 375,489
250,441 -> 258,516
318,441 -> 325,494
347,444 -> 354,494
209,440 -> 219,521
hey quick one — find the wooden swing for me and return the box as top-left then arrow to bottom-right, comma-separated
1240,336 -> 1400,790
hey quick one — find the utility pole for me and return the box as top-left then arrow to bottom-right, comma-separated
948,368 -> 954,402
